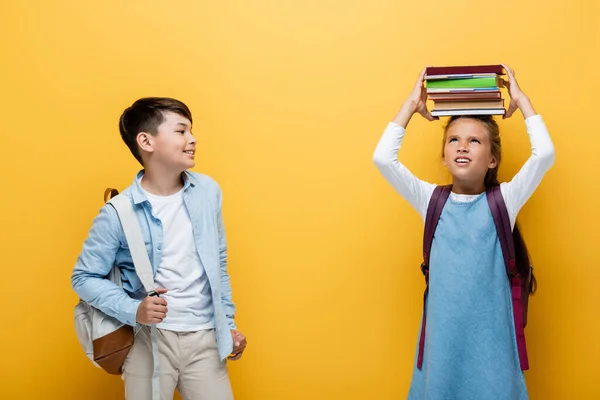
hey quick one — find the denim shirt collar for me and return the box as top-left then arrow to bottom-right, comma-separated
130,170 -> 196,205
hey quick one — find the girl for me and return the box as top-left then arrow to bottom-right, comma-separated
373,65 -> 555,399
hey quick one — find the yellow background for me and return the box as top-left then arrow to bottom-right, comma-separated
1,0 -> 598,398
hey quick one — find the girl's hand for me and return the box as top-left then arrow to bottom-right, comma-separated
393,67 -> 438,128
502,64 -> 536,119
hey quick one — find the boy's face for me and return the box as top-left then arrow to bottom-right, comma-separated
140,111 -> 196,171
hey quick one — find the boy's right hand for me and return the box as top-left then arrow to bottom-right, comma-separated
136,287 -> 168,325
394,67 -> 438,128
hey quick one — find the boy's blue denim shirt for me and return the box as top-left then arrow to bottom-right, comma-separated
71,170 -> 236,361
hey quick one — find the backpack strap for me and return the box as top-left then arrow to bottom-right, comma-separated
417,184 -> 451,369
107,193 -> 162,399
107,194 -> 156,295
486,186 -> 529,370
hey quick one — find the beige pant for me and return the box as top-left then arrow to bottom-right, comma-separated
122,326 -> 233,400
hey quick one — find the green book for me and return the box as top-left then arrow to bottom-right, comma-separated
426,76 -> 503,89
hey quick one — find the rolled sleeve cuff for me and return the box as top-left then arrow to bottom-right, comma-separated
119,298 -> 142,327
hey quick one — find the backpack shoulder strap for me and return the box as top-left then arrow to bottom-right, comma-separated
486,185 -> 529,370
422,184 -> 452,269
486,186 -> 516,276
107,194 -> 156,295
417,184 -> 451,370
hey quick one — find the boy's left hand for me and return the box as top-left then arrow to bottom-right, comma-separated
228,329 -> 247,361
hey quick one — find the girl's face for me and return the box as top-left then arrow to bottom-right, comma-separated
443,118 -> 497,192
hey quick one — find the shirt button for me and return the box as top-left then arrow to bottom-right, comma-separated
157,245 -> 162,251
156,220 -> 162,225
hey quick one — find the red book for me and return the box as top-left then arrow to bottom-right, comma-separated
425,65 -> 505,76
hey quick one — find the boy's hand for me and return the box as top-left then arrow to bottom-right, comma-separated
136,287 -> 168,325
502,64 -> 536,119
228,329 -> 247,361
394,67 -> 438,128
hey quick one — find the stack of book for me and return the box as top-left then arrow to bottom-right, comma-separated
425,65 -> 506,117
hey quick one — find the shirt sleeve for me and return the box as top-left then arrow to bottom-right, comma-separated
373,121 -> 436,222
71,204 -> 142,326
500,114 -> 556,228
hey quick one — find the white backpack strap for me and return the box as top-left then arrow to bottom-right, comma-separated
107,193 -> 162,400
108,194 -> 156,294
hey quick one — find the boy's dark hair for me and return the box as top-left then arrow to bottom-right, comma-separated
119,97 -> 193,165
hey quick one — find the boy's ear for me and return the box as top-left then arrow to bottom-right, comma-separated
137,132 -> 154,153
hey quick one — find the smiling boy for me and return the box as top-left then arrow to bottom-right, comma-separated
72,97 -> 246,399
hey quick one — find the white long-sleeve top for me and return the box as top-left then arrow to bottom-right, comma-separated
373,115 -> 555,229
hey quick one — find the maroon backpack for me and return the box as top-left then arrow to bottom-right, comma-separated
417,184 -> 534,371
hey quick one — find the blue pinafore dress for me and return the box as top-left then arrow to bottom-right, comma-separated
407,193 -> 528,400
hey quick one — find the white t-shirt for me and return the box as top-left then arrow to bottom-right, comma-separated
142,185 -> 215,332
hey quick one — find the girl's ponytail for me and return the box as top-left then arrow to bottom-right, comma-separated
485,166 -> 501,188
